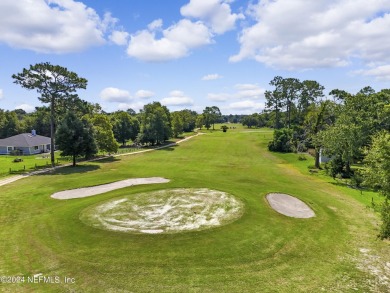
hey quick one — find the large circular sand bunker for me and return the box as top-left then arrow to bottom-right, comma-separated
80,188 -> 244,234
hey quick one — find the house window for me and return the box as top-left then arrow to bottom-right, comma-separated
7,146 -> 13,152
34,146 -> 39,150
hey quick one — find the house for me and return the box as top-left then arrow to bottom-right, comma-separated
0,130 -> 52,155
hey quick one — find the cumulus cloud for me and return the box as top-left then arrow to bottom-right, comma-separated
0,0 -> 117,53
148,19 -> 163,31
0,89 -> 3,99
100,87 -> 131,103
15,103 -> 35,113
202,73 -> 223,80
135,90 -> 155,99
235,84 -> 265,99
354,65 -> 390,81
230,0 -> 390,70
228,100 -> 264,112
109,30 -> 129,46
118,101 -> 145,112
208,83 -> 265,102
160,90 -> 194,106
181,0 -> 244,34
127,19 -> 212,61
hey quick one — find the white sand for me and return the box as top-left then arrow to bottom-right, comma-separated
80,188 -> 244,234
266,193 -> 315,218
51,177 -> 170,200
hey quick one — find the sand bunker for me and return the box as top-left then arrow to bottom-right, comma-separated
80,188 -> 244,234
266,193 -> 315,218
51,177 -> 170,200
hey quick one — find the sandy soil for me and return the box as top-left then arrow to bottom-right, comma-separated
266,193 -> 315,218
51,177 -> 170,200
80,188 -> 244,234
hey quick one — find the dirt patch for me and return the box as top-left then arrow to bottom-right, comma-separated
80,188 -> 244,234
266,193 -> 315,218
357,247 -> 390,291
51,177 -> 170,200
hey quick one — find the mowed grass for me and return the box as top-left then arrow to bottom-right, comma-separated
0,129 -> 389,292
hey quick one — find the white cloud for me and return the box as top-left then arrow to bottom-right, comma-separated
127,19 -> 212,61
0,89 -> 3,99
135,90 -> 155,99
207,83 -> 265,102
109,30 -> 129,46
231,0 -> 390,70
181,0 -> 244,34
160,90 -> 194,106
118,101 -> 145,112
15,103 -> 35,113
354,64 -> 390,81
235,84 -> 265,99
100,87 -> 131,103
0,0 -> 117,53
228,100 -> 264,112
202,73 -> 223,80
148,19 -> 163,31
207,93 -> 232,101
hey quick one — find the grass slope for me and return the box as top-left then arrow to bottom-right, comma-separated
0,129 -> 389,292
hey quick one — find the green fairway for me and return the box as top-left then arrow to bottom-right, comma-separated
0,129 -> 389,292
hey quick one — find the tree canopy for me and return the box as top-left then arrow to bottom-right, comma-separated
55,112 -> 97,167
12,62 -> 87,167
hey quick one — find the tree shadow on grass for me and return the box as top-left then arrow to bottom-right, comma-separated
156,144 -> 178,151
37,164 -> 100,176
95,156 -> 120,163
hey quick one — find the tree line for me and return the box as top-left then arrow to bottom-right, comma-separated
260,76 -> 390,239
1,62 -> 225,168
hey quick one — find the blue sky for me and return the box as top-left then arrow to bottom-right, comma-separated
1,0 -> 390,115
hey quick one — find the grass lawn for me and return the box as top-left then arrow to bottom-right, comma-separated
0,151 -> 67,178
0,129 -> 389,292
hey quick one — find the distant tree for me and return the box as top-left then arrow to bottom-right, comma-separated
112,111 -> 139,146
90,114 -> 119,154
171,112 -> 184,138
299,80 -> 324,123
329,89 -> 350,102
269,76 -> 301,128
203,106 -> 221,130
56,112 -> 97,167
29,106 -> 51,137
12,62 -> 87,167
242,115 -> 258,128
362,131 -> 390,239
126,108 -> 137,116
265,89 -> 283,129
196,114 -> 204,130
0,111 -> 21,138
137,102 -> 172,145
304,101 -> 337,168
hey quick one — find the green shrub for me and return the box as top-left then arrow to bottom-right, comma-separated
298,155 -> 307,161
379,199 -> 390,240
268,128 -> 294,153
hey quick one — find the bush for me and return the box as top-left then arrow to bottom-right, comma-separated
327,156 -> 344,179
378,199 -> 390,240
298,155 -> 307,161
13,158 -> 23,163
350,171 -> 363,188
268,128 -> 294,153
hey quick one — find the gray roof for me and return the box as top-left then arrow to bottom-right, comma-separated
0,133 -> 51,147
